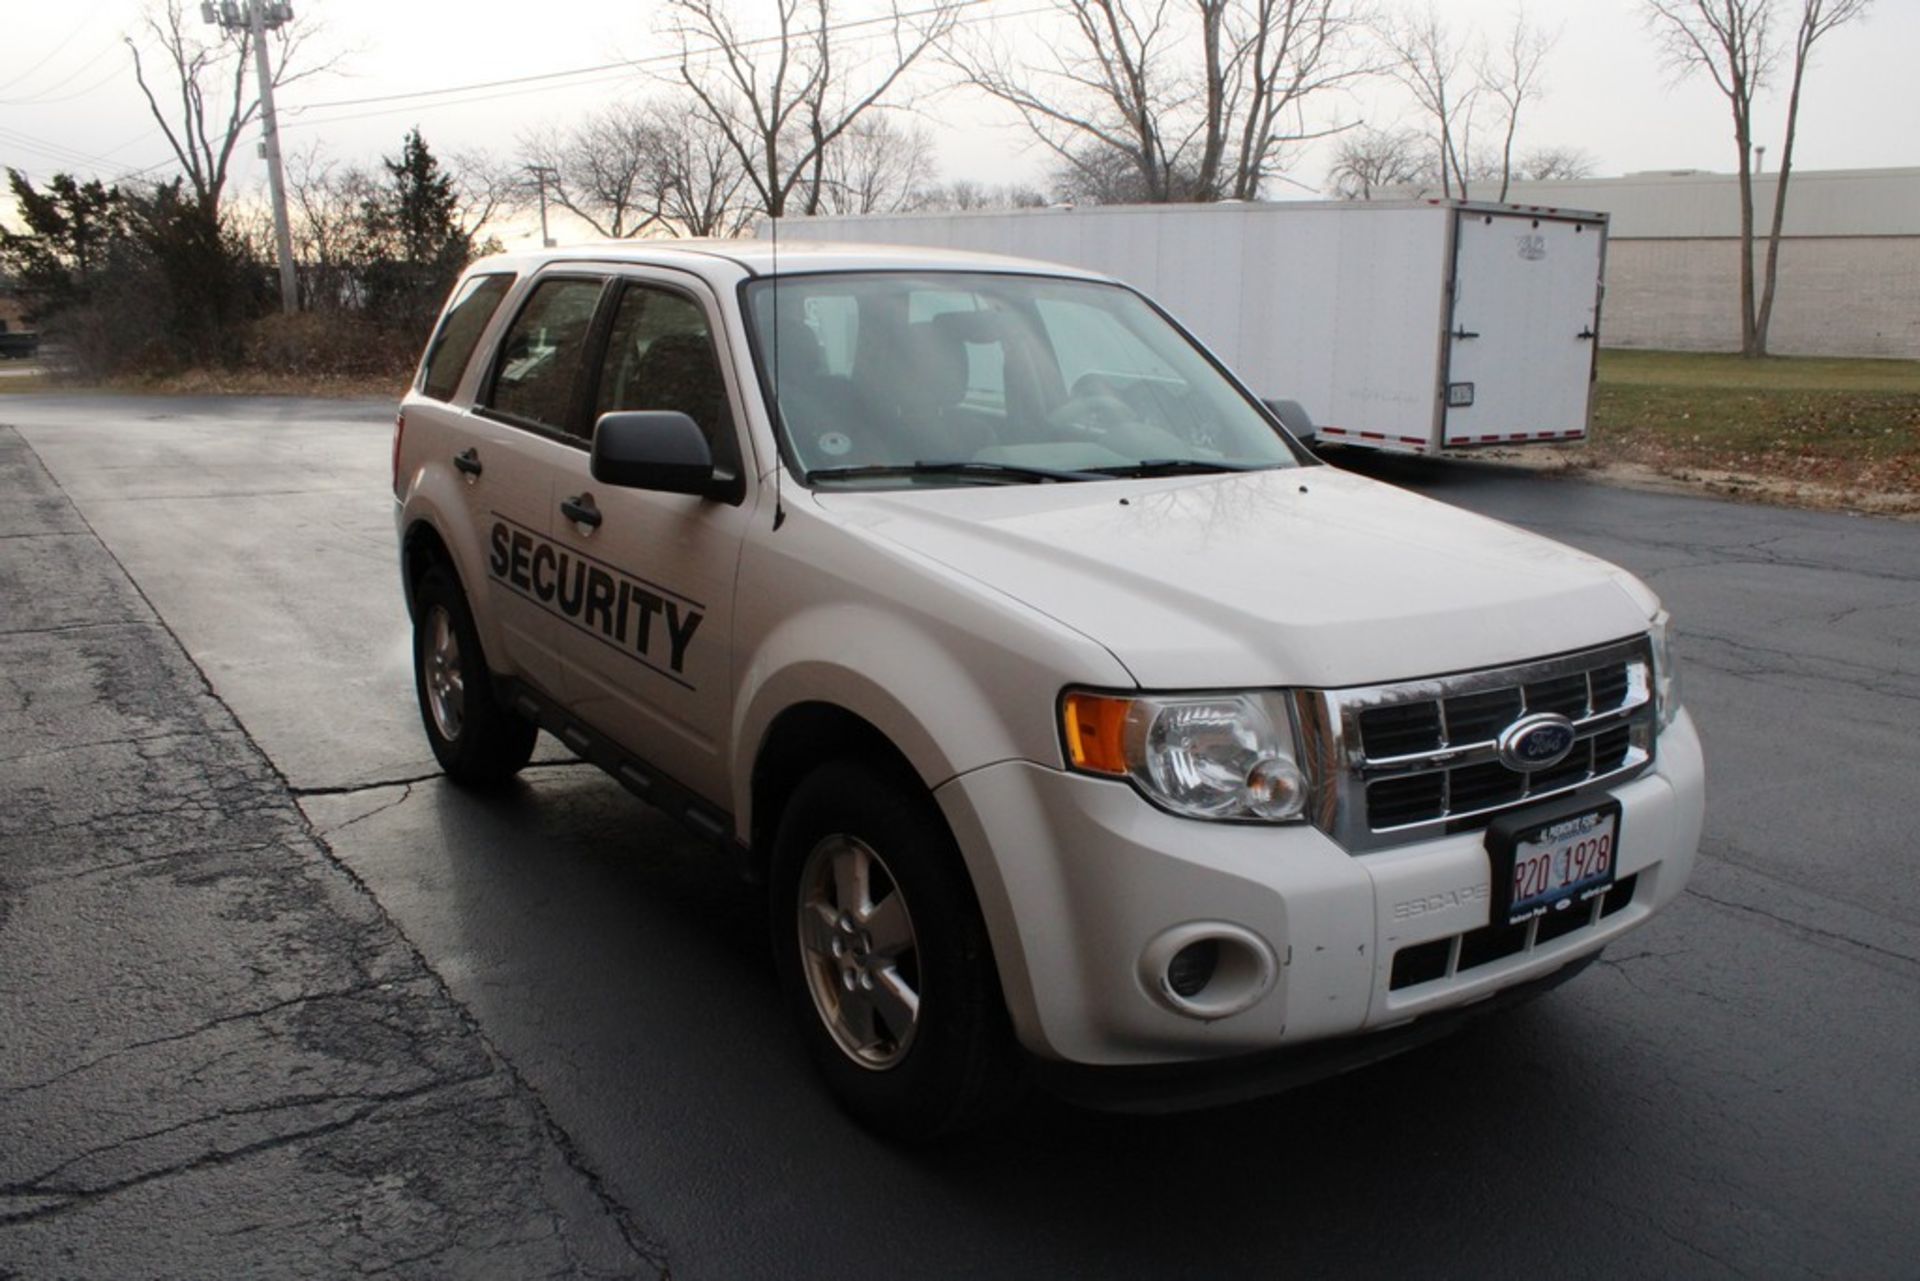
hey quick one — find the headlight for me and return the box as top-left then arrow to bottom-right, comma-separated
1649,609 -> 1681,729
1061,691 -> 1308,822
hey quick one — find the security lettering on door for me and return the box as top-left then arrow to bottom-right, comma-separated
488,515 -> 703,686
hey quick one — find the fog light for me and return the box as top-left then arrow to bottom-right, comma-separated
1166,939 -> 1219,998
1139,923 -> 1279,1019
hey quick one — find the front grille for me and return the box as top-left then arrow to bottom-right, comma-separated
1389,874 -> 1640,991
1294,637 -> 1657,853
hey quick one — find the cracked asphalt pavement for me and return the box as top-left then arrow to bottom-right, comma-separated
3,396 -> 1917,1279
0,422 -> 660,1278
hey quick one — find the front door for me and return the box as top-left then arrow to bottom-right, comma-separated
546,272 -> 755,807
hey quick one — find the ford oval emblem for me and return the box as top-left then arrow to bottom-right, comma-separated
1496,713 -> 1578,772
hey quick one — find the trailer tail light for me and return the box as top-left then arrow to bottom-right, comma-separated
391,409 -> 406,496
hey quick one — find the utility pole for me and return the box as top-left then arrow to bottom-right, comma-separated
204,2 -> 298,314
527,165 -> 558,248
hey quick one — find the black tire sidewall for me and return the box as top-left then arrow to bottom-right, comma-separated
770,758 -> 1016,1141
412,562 -> 536,783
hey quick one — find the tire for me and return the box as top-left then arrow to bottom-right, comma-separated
412,562 -> 538,786
770,758 -> 1021,1141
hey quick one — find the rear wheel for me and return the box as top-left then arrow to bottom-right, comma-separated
771,758 -> 1020,1141
412,563 -> 538,786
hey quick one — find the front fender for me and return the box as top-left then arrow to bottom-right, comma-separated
732,603 -> 1031,822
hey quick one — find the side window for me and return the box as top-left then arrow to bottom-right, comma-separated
485,276 -> 606,431
592,285 -> 734,456
419,274 -> 514,402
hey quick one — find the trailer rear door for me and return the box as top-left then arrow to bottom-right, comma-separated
1441,210 -> 1604,447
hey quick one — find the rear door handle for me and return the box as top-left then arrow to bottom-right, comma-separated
453,448 -> 483,476
1452,326 -> 1480,340
560,494 -> 602,528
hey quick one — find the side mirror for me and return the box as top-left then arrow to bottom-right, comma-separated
1262,397 -> 1318,447
591,411 -> 716,496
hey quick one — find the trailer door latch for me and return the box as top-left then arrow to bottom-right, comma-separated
1576,326 -> 1597,340
1452,326 -> 1480,341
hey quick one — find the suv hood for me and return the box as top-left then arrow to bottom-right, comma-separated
819,468 -> 1652,689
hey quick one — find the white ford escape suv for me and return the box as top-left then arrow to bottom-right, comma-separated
393,240 -> 1705,1138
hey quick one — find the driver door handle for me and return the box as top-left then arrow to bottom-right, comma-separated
453,447 -> 483,476
560,494 -> 602,528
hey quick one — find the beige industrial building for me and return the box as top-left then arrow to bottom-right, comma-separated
1447,167 -> 1919,360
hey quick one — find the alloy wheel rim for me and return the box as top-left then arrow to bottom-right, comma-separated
796,834 -> 921,1070
425,605 -> 465,741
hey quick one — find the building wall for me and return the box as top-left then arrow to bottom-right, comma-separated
1603,236 -> 1920,359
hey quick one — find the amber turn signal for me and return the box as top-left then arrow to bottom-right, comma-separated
1062,692 -> 1132,776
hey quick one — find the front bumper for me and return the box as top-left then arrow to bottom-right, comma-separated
934,710 -> 1704,1068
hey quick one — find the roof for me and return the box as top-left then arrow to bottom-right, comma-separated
468,238 -> 1117,282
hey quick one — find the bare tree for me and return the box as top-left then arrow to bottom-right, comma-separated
1375,4 -> 1561,201
520,104 -> 665,239
1374,5 -> 1479,198
956,0 -> 1370,204
1514,144 -> 1595,181
818,112 -> 937,214
645,105 -> 756,237
124,0 -> 329,218
665,0 -> 957,220
520,100 -> 754,239
283,143 -> 375,308
1646,0 -> 1872,356
915,179 -> 1048,211
1478,12 -> 1555,201
1327,125 -> 1426,198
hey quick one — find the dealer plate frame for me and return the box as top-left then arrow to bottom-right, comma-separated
1485,794 -> 1622,928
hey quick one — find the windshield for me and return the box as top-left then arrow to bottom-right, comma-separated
743,272 -> 1304,487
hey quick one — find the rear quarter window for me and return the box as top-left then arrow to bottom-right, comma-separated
419,273 -> 515,402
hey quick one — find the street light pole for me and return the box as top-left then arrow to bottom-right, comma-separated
205,2 -> 299,314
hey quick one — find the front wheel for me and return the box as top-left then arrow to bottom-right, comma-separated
771,759 -> 1020,1140
412,562 -> 538,786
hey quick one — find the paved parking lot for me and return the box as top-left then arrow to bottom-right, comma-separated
3,395 -> 1916,1279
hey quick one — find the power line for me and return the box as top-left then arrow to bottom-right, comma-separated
0,2 -> 107,95
0,124 -> 137,172
280,0 -> 1027,123
278,68 -> 644,133
0,41 -> 127,107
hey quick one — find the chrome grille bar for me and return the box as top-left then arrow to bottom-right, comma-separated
1292,636 -> 1658,854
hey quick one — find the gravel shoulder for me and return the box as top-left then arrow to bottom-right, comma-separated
1458,445 -> 1920,520
0,426 -> 662,1279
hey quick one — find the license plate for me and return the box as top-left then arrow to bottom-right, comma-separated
1487,799 -> 1620,927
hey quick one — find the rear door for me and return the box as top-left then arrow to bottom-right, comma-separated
1442,210 -> 1605,447
544,269 -> 755,807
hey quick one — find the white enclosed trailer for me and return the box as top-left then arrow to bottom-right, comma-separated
770,200 -> 1608,454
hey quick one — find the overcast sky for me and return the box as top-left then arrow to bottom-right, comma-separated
3,0 -> 1915,247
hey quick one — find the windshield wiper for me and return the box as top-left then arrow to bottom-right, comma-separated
1087,458 -> 1282,478
806,460 -> 1098,485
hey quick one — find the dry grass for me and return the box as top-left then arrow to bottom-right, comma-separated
1500,349 -> 1920,518
103,366 -> 410,401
